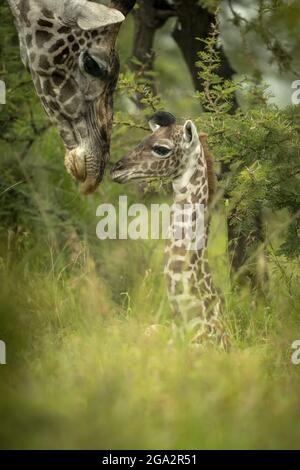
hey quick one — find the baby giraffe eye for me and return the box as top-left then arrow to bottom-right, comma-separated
152,145 -> 171,157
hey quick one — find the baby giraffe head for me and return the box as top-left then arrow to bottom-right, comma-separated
111,112 -> 202,186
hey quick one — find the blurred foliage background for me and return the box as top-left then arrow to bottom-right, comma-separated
0,0 -> 299,449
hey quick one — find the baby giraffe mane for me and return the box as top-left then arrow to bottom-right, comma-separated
199,133 -> 216,205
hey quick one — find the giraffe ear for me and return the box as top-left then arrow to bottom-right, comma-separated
183,120 -> 198,147
75,2 -> 125,30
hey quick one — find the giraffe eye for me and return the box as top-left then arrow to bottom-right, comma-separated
153,145 -> 171,157
83,53 -> 106,78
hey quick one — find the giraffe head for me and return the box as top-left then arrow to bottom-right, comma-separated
111,111 -> 202,185
9,0 -> 135,194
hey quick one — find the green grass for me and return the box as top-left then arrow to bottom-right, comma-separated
0,199 -> 300,449
0,138 -> 300,449
1,0 -> 300,450
0,109 -> 299,450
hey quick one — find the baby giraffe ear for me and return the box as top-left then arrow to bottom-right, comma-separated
183,120 -> 198,147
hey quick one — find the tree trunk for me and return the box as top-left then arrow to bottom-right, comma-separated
131,0 -> 176,100
109,0 -> 137,16
130,0 -> 265,284
172,0 -> 266,282
172,0 -> 237,109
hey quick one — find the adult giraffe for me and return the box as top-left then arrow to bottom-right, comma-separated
7,0 -> 136,194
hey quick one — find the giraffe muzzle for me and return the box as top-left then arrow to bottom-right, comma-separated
65,146 -> 108,195
110,161 -> 135,184
110,168 -> 128,184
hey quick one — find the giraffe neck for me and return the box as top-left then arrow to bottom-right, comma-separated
172,141 -> 210,256
164,143 -> 227,347
165,142 -> 210,307
8,1 -> 114,147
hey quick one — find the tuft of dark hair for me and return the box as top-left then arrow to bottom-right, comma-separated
149,111 -> 176,127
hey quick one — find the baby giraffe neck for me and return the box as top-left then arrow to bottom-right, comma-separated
164,142 -> 228,349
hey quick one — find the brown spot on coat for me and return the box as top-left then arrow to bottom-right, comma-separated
199,133 -> 216,204
36,30 -> 53,48
37,19 -> 53,28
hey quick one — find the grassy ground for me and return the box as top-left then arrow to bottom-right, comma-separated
0,57 -> 299,448
0,170 -> 300,449
1,1 -> 300,450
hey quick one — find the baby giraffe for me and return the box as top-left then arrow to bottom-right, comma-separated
111,112 -> 229,350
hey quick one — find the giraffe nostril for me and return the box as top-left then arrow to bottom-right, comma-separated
114,161 -> 123,171
111,160 -> 126,174
110,160 -> 127,182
